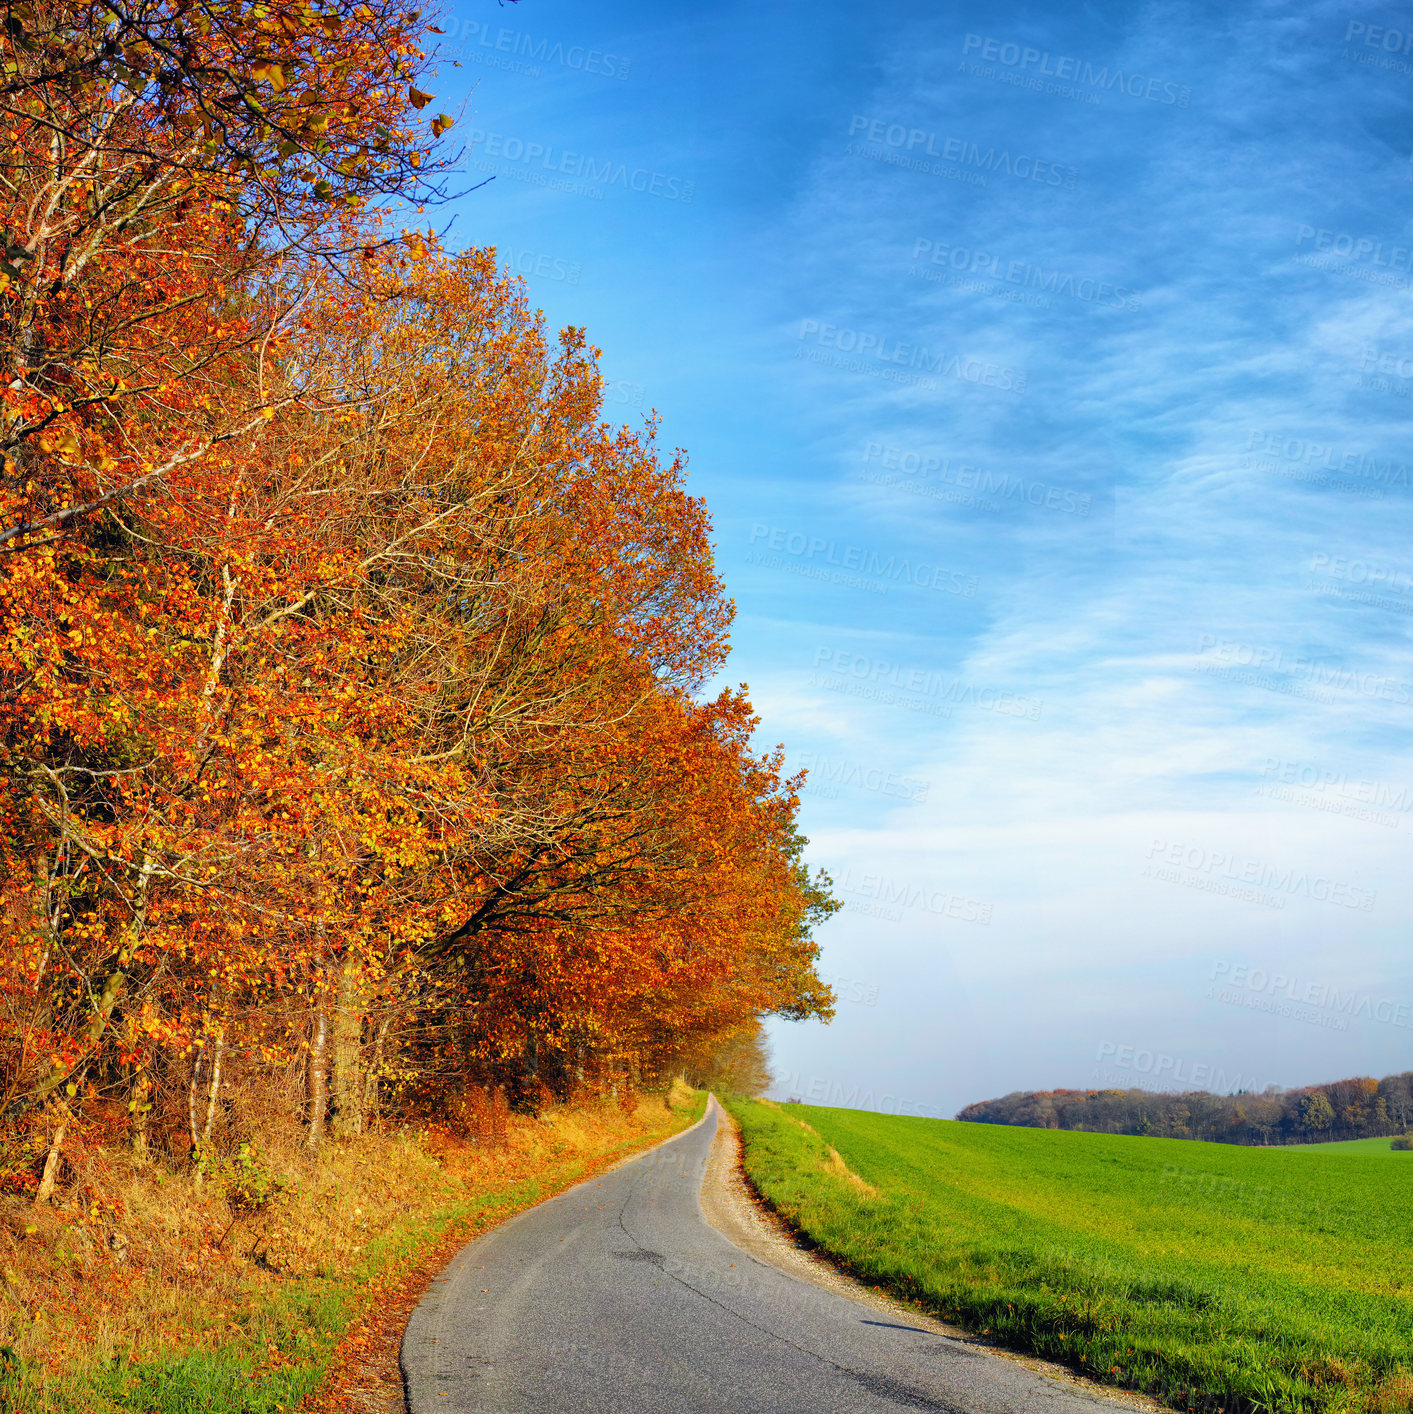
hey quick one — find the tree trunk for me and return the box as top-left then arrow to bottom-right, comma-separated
307,996 -> 328,1152
200,1031 -> 225,1152
130,1067 -> 150,1160
330,961 -> 364,1137
362,1014 -> 392,1128
125,859 -> 156,1160
34,1118 -> 66,1206
187,1042 -> 206,1158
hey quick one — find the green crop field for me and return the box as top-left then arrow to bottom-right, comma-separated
1287,1136 -> 1412,1155
725,1098 -> 1413,1414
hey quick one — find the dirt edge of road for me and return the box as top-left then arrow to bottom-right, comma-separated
698,1096 -> 1168,1413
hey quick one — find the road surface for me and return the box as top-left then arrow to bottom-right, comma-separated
401,1097 -> 1132,1413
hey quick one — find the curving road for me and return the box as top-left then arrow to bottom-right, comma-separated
401,1097 -> 1128,1414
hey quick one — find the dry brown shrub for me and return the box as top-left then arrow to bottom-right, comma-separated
223,1053 -> 309,1153
452,1084 -> 509,1148
1365,1370 -> 1413,1413
618,1075 -> 638,1116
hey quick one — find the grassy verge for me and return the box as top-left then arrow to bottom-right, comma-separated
1,1087 -> 705,1413
724,1097 -> 1413,1414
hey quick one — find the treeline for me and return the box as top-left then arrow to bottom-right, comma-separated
0,0 -> 833,1191
957,1072 -> 1413,1145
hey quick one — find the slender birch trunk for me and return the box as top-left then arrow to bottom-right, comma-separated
307,987 -> 328,1152
187,1041 -> 206,1159
199,1029 -> 225,1159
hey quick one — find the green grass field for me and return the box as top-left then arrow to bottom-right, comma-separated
725,1098 -> 1413,1414
1287,1135 -> 1411,1155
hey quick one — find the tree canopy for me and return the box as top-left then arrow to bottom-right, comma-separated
0,0 -> 836,1181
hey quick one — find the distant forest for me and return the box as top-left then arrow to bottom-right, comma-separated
957,1072 -> 1413,1146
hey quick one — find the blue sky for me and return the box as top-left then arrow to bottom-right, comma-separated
430,0 -> 1413,1117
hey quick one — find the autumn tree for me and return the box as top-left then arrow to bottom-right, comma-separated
0,0 -> 836,1188
678,1019 -> 774,1097
0,236 -> 837,1174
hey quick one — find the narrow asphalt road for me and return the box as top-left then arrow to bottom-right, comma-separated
401,1099 -> 1129,1413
